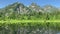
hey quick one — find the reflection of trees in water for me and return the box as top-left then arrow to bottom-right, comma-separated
0,25 -> 58,34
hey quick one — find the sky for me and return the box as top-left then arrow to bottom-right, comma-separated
0,0 -> 60,8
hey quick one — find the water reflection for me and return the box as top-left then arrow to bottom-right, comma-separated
57,32 -> 60,34
0,22 -> 60,34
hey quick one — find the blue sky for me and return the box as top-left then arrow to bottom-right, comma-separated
0,0 -> 60,8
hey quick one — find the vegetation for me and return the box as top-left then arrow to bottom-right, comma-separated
0,2 -> 60,34
0,2 -> 60,20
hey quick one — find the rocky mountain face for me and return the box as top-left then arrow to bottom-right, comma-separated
0,2 -> 59,17
43,5 -> 59,13
29,3 -> 44,13
4,2 -> 32,14
0,2 -> 32,17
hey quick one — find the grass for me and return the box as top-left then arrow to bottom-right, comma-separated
0,20 -> 60,23
0,20 -> 60,30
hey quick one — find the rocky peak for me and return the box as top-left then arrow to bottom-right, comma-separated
29,3 -> 43,12
43,5 -> 58,13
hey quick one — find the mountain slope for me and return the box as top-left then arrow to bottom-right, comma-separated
0,2 -> 60,20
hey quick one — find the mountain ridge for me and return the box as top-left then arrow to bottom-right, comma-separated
0,2 -> 60,20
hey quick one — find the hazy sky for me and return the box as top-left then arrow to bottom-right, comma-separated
0,0 -> 60,8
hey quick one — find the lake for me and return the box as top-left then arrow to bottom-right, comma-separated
0,22 -> 60,34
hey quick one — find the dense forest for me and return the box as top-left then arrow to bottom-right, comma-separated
0,2 -> 60,20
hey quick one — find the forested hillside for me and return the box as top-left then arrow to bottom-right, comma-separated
0,2 -> 60,20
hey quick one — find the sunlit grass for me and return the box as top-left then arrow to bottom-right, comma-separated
0,20 -> 60,23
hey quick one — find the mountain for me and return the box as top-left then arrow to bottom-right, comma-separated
43,5 -> 59,13
0,2 -> 59,15
29,3 -> 44,13
0,2 -> 33,18
4,2 -> 32,14
0,2 -> 60,20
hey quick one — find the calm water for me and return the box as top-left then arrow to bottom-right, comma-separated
0,22 -> 60,34
57,32 -> 60,34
